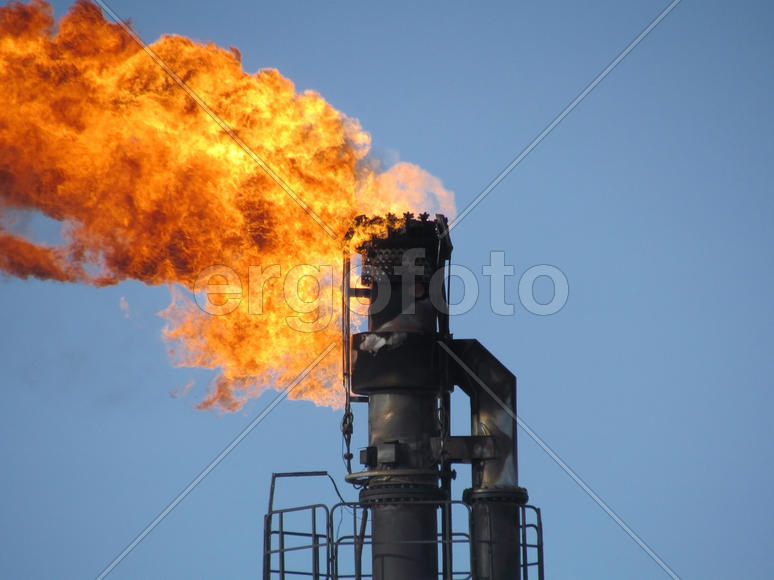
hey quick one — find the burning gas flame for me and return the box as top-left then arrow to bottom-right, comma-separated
0,0 -> 455,411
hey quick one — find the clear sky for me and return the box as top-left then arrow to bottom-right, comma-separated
1,1 -> 773,578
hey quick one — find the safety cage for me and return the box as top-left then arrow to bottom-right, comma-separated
262,472 -> 544,580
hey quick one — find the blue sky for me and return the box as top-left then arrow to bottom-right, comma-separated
1,1 -> 773,578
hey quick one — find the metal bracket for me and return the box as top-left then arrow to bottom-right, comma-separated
431,435 -> 497,463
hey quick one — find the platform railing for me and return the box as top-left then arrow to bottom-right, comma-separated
263,473 -> 544,580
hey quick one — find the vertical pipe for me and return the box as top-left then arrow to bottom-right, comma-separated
342,249 -> 351,390
441,390 -> 454,580
279,511 -> 285,578
327,507 -> 334,580
262,514 -> 271,580
312,508 -> 319,580
349,216 -> 452,580
359,391 -> 441,580
451,339 -> 528,580
442,500 -> 453,579
354,506 -> 367,580
467,500 -> 521,580
536,508 -> 545,580
368,501 -> 438,580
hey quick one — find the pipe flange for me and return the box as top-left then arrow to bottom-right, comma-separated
462,487 -> 529,505
360,484 -> 446,505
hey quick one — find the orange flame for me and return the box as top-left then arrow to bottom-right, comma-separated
0,1 -> 455,411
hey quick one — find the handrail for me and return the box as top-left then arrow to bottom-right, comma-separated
265,495 -> 543,579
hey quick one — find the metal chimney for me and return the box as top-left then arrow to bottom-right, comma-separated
263,212 -> 544,580
346,213 -> 452,580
